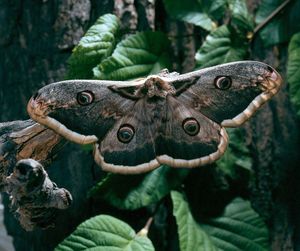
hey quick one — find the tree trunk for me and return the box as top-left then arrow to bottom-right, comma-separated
0,1 -> 111,250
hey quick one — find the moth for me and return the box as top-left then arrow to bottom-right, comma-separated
27,61 -> 282,174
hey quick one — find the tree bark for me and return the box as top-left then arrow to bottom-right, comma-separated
248,1 -> 300,249
0,1 -> 109,250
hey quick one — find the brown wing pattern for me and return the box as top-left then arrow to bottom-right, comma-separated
27,61 -> 282,174
172,61 -> 282,127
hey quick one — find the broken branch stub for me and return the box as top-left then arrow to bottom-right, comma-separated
0,120 -> 65,189
0,120 -> 72,230
6,159 -> 72,231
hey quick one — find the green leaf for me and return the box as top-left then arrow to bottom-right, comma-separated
201,198 -> 269,251
89,166 -> 189,210
93,31 -> 171,80
217,128 -> 252,179
287,32 -> 300,117
255,0 -> 300,46
162,0 -> 220,31
195,25 -> 248,68
172,191 -> 270,251
209,0 -> 229,20
228,0 -> 254,32
55,215 -> 154,251
67,14 -> 120,79
171,191 -> 219,251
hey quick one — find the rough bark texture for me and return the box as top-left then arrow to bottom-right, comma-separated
247,72 -> 299,251
248,0 -> 300,247
114,0 -> 138,30
1,0 -> 299,250
0,120 -> 64,188
6,159 -> 72,231
0,1 -> 109,250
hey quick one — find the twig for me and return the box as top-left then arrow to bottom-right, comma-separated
137,217 -> 154,236
252,0 -> 292,38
